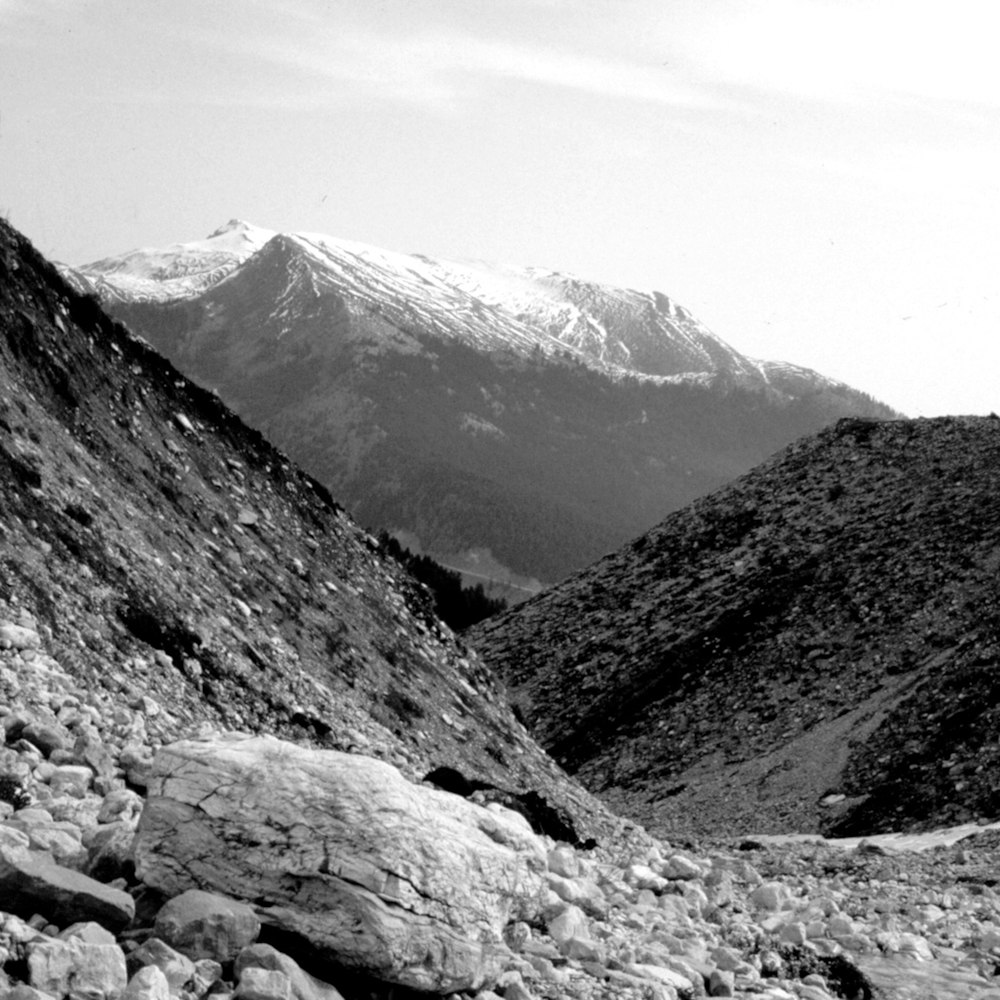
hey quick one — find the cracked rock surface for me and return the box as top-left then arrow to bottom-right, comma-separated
134,734 -> 548,993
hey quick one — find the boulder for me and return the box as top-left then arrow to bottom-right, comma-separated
26,934 -> 128,1000
0,624 -> 42,650
750,881 -> 792,912
126,938 -> 195,991
133,733 -> 548,994
0,841 -> 135,931
235,944 -> 344,1000
236,967 -> 291,1000
83,823 -> 136,883
154,889 -> 261,962
121,965 -> 170,1000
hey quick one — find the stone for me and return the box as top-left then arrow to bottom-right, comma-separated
661,855 -> 703,880
0,624 -> 41,650
236,967 -> 291,1000
59,922 -> 117,946
6,987 -> 56,1000
133,733 -> 547,994
707,967 -> 735,997
127,938 -> 195,991
22,824 -> 86,870
709,946 -> 744,972
27,935 -> 128,1000
779,922 -> 808,945
49,766 -> 93,799
121,965 -> 171,1000
118,748 -> 152,790
83,823 -> 135,882
546,904 -> 589,946
154,889 -> 261,962
84,823 -> 136,883
0,841 -> 135,931
95,790 -> 143,826
626,863 -> 668,892
750,882 -> 792,912
72,730 -> 115,781
192,959 -> 223,994
629,962 -> 695,993
22,721 -> 71,758
235,944 -> 345,1000
546,846 -> 579,879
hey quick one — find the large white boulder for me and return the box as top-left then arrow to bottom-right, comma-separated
133,734 -> 548,994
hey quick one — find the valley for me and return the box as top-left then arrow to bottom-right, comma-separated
2,217 -> 999,1000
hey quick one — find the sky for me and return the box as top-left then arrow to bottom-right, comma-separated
1,0 -> 998,417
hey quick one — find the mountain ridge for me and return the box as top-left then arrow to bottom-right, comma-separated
61,221 -> 897,592
470,414 -> 1000,839
62,219 -> 873,395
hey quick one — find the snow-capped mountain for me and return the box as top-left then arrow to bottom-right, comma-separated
68,220 -> 844,394
62,221 -> 896,594
73,220 -> 276,302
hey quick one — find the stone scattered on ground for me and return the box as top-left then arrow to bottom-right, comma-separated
5,618 -> 1000,1000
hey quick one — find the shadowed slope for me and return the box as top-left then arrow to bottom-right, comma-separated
0,218 -> 613,842
470,416 -> 1000,837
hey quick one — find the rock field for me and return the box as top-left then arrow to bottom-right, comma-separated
5,617 -> 1000,1000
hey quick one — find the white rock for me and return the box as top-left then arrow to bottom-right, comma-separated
129,937 -> 195,990
661,854 -> 703,880
628,962 -> 694,993
134,733 -> 547,994
0,624 -> 41,650
49,765 -> 92,798
236,967 -> 291,1000
122,965 -> 171,1000
235,944 -> 345,1000
546,846 -> 579,879
625,863 -> 668,892
750,881 -> 792,911
27,935 -> 128,1000
546,904 -> 590,946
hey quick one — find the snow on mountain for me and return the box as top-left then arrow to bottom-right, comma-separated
417,256 -> 762,382
64,219 -> 275,303
64,221 -> 846,395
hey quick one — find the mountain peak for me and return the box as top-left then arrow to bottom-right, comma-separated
207,218 -> 266,240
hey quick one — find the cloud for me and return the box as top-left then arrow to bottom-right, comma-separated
238,25 -> 731,114
691,0 -> 1000,109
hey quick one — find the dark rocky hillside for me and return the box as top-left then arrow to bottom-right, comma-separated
0,217 -> 611,842
470,415 -> 1000,839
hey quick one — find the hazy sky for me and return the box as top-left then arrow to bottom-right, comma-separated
2,0 -> 998,416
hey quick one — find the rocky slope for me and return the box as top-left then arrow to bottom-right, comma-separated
61,222 -> 895,593
470,416 -> 1000,839
8,621 -> 1000,1000
0,215 -> 609,841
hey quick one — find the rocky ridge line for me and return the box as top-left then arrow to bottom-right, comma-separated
471,416 -> 1000,838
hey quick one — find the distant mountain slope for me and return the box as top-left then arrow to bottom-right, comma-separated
63,221 -> 897,590
0,217 -> 611,841
470,416 -> 1000,838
